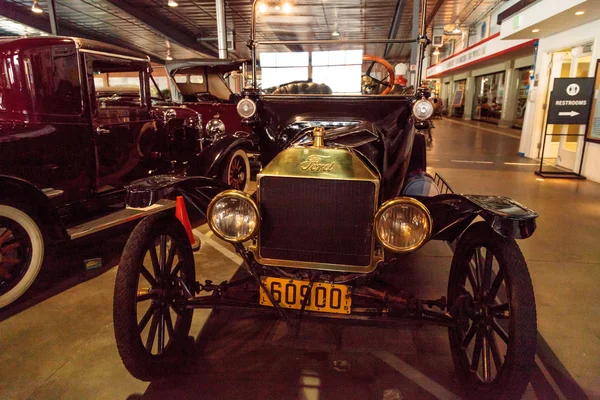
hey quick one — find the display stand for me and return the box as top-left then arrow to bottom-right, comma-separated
535,121 -> 588,179
535,77 -> 595,179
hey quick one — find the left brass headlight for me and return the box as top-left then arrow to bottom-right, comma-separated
374,197 -> 432,253
207,190 -> 259,243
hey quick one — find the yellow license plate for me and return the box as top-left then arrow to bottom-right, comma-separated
260,277 -> 352,314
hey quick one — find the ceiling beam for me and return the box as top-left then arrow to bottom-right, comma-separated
101,0 -> 218,58
0,0 -> 164,62
383,0 -> 407,58
425,0 -> 446,28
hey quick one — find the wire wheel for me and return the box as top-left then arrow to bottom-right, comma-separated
114,213 -> 195,381
448,222 -> 536,400
223,148 -> 250,192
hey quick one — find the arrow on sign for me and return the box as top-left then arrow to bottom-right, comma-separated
558,111 -> 580,117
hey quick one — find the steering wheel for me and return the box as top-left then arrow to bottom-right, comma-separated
362,55 -> 395,95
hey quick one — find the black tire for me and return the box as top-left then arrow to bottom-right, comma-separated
448,222 -> 536,400
222,148 -> 250,192
113,213 -> 196,381
0,202 -> 45,308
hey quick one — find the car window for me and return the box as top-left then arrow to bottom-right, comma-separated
24,45 -> 83,115
174,74 -> 187,83
89,57 -> 146,108
190,75 -> 204,84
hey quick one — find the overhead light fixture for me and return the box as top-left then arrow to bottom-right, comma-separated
452,27 -> 461,34
575,11 -> 585,16
332,30 -> 340,37
433,47 -> 440,55
32,0 -> 43,13
168,0 -> 178,7
275,5 -> 281,11
532,29 -> 540,33
282,2 -> 292,13
166,49 -> 173,60
258,2 -> 268,13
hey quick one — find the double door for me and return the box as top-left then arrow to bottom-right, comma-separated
544,44 -> 592,169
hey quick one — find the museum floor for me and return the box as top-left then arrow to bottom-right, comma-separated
0,118 -> 598,400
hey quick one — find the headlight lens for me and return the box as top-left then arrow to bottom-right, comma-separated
205,118 -> 225,137
207,190 -> 259,242
374,197 -> 432,253
412,99 -> 434,121
237,98 -> 257,118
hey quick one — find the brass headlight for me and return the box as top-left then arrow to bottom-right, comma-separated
207,190 -> 259,243
374,197 -> 432,253
412,99 -> 434,121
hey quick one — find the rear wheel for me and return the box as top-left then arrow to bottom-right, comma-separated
448,222 -> 536,400
0,204 -> 45,308
222,148 -> 250,192
114,213 -> 196,381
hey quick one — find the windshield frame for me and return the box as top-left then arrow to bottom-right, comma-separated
248,0 -> 429,97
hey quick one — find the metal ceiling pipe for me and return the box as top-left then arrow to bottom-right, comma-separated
215,0 -> 228,59
383,0 -> 406,59
48,0 -> 58,35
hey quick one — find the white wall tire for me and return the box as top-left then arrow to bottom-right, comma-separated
0,204 -> 45,308
223,148 -> 251,193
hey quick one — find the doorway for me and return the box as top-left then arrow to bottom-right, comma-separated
543,43 -> 593,170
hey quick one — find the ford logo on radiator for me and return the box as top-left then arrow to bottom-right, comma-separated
300,155 -> 336,172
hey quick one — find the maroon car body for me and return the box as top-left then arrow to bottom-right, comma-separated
0,36 -> 207,308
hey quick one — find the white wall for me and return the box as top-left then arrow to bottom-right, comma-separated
519,18 -> 600,182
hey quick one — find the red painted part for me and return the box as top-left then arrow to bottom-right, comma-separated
427,39 -> 537,78
175,196 -> 198,248
428,33 -> 502,70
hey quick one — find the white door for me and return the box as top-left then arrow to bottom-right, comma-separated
556,47 -> 592,169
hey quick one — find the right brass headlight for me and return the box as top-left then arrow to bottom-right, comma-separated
374,197 -> 432,253
207,190 -> 259,243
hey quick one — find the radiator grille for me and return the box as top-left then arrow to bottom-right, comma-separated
258,176 -> 376,266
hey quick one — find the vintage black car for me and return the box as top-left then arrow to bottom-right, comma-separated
0,37 -> 246,308
113,1 -> 538,399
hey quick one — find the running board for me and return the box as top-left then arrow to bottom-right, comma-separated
66,199 -> 175,240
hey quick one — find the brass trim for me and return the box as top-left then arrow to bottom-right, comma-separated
312,126 -> 325,148
374,197 -> 433,253
207,190 -> 260,243
251,147 -> 382,273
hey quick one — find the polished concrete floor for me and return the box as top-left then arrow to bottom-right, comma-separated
1,118 -> 599,400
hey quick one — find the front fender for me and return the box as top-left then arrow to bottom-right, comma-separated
420,194 -> 538,241
194,131 -> 258,177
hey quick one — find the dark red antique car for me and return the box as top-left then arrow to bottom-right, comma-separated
167,59 -> 260,191
0,37 -> 244,308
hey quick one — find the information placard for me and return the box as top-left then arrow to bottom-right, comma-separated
547,78 -> 594,125
586,61 -> 600,142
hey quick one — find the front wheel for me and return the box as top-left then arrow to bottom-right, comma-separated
0,204 -> 45,308
113,213 -> 196,381
222,148 -> 250,192
448,222 -> 536,400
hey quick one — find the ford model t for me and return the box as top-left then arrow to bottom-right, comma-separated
113,1 -> 538,398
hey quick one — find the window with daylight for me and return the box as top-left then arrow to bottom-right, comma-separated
312,50 -> 363,94
260,52 -> 309,89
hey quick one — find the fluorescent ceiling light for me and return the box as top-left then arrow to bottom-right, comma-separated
575,11 -> 585,16
282,3 -> 292,13
532,29 -> 540,33
168,0 -> 178,7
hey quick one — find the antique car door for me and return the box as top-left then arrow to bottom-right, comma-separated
85,54 -> 155,192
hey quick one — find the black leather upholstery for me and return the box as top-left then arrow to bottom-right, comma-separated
271,81 -> 333,95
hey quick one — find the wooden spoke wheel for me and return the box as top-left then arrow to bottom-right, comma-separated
223,148 -> 250,192
448,222 -> 536,400
114,213 -> 196,381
